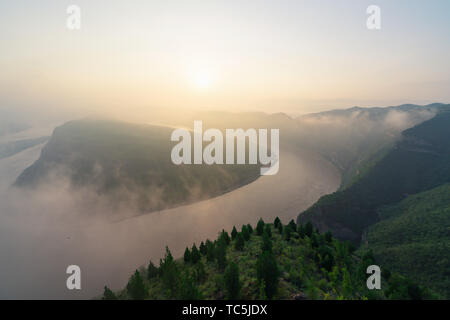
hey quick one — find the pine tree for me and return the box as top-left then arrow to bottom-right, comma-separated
179,271 -> 203,300
298,224 -> 305,238
256,251 -> 279,299
258,280 -> 267,299
325,231 -> 333,243
357,249 -> 376,281
235,232 -> 245,251
184,247 -> 191,263
206,240 -> 215,262
191,244 -> 201,264
322,253 -> 335,272
215,241 -> 227,271
247,224 -> 253,234
147,260 -> 159,280
311,233 -> 319,248
264,224 -> 272,238
305,280 -> 319,300
256,218 -> 265,236
305,221 -> 313,238
242,225 -> 250,241
274,217 -> 281,228
342,267 -> 353,298
277,222 -> 283,234
220,230 -> 231,246
126,270 -> 147,300
199,241 -> 207,255
160,246 -> 180,298
224,262 -> 241,299
262,231 -> 272,252
102,286 -> 117,300
194,260 -> 207,283
231,226 -> 238,240
283,225 -> 292,241
288,219 -> 297,232
385,273 -> 424,300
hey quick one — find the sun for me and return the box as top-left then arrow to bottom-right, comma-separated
193,72 -> 212,90
187,62 -> 216,90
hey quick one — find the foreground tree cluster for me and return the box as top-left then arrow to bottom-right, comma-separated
103,217 -> 430,300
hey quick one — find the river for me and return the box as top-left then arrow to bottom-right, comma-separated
0,138 -> 340,299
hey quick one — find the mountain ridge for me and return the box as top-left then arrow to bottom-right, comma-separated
14,119 -> 261,215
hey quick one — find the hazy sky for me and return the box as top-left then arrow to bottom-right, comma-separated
1,0 -> 449,119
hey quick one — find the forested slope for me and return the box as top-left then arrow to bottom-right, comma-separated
297,107 -> 450,242
365,184 -> 450,298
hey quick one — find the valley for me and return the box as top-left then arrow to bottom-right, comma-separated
0,104 -> 447,299
0,124 -> 339,299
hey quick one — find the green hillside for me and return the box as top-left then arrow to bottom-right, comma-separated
297,107 -> 450,242
15,119 -> 260,213
364,184 -> 450,298
103,218 -> 431,300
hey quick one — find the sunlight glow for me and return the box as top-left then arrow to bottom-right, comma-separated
193,72 -> 212,90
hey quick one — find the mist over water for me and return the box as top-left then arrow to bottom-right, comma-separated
0,105 -> 440,299
0,141 -> 340,299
